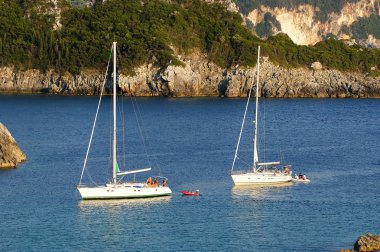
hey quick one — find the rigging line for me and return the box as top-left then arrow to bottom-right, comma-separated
106,58 -> 112,179
116,44 -> 163,175
236,156 -> 251,167
251,110 -> 255,162
231,69 -> 256,171
135,99 -> 160,173
121,95 -> 127,171
121,89 -> 127,172
263,97 -> 266,163
115,46 -> 127,171
79,45 -> 113,185
129,95 -> 153,169
136,97 -> 163,175
132,96 -> 163,175
115,45 -> 155,175
108,73 -> 114,179
115,46 -> 161,175
109,90 -> 113,176
114,50 -> 125,170
85,166 -> 99,186
280,150 -> 285,164
116,87 -> 124,169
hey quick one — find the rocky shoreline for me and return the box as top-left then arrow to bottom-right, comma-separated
0,123 -> 26,169
1,52 -> 379,98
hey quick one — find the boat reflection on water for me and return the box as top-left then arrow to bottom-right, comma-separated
78,196 -> 171,210
77,197 -> 172,234
232,182 -> 293,199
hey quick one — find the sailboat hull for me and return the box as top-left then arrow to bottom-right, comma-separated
77,185 -> 172,200
231,172 -> 292,185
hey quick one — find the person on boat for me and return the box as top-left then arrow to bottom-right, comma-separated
283,166 -> 290,174
162,179 -> 167,187
146,177 -> 152,185
153,178 -> 159,187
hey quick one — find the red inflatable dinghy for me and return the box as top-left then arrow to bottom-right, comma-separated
181,190 -> 200,196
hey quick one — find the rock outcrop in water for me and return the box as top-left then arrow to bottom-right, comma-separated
1,51 -> 380,98
0,123 -> 26,169
354,233 -> 380,252
342,233 -> 380,252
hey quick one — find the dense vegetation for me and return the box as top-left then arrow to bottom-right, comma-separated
235,0 -> 360,21
0,0 -> 379,75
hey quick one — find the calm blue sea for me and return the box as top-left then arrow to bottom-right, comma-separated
0,95 -> 379,251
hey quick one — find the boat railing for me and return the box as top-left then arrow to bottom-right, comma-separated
231,170 -> 252,175
231,169 -> 292,176
77,184 -> 93,188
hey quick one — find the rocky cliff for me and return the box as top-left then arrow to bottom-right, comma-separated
239,0 -> 380,48
1,51 -> 379,98
0,123 -> 26,169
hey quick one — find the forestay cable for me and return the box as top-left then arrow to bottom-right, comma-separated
231,64 -> 258,172
79,46 -> 113,185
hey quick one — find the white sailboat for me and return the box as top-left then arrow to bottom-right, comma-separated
231,46 -> 292,185
77,42 -> 172,199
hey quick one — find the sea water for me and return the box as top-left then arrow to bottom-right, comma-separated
0,95 -> 379,251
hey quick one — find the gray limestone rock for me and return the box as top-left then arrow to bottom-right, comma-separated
1,53 -> 380,98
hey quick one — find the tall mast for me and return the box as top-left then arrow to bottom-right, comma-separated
112,41 -> 117,184
253,46 -> 260,172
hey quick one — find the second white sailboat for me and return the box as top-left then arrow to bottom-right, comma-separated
231,46 -> 292,185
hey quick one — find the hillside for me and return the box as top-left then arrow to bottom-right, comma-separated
0,0 -> 379,75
